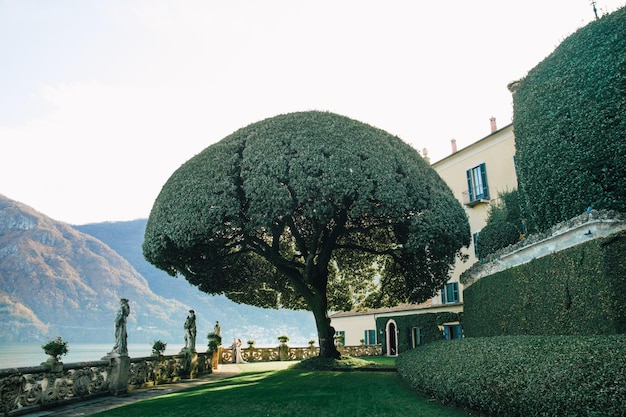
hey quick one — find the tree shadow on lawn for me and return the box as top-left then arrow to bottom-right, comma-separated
94,368 -> 474,417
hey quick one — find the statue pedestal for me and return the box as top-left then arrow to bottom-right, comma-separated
179,348 -> 198,379
107,355 -> 130,395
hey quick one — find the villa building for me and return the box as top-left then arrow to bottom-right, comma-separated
330,119 -> 519,355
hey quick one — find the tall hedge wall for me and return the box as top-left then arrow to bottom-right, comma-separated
513,7 -> 626,232
375,312 -> 460,354
463,231 -> 626,337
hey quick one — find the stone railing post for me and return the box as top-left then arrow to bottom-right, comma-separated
108,355 -> 130,395
179,349 -> 198,379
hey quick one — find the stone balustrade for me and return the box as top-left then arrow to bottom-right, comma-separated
0,360 -> 111,415
0,352 -> 211,416
220,344 -> 382,363
0,345 -> 382,415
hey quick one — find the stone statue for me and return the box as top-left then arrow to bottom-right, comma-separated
183,310 -> 197,351
111,298 -> 130,356
214,321 -> 221,336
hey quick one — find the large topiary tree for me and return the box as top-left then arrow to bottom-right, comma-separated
512,7 -> 626,232
143,111 -> 470,358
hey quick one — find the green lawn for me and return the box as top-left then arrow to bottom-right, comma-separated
361,355 -> 396,366
93,362 -> 473,417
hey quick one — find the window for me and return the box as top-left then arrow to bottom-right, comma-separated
466,163 -> 490,203
334,330 -> 345,346
363,329 -> 376,345
411,327 -> 424,348
441,282 -> 460,304
443,324 -> 463,340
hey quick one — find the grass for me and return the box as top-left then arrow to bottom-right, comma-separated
292,355 -> 397,370
92,359 -> 473,417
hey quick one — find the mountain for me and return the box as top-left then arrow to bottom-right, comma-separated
75,219 -> 317,346
0,194 -> 316,347
0,194 -> 192,343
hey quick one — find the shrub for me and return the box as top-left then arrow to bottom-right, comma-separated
207,332 -> 222,355
476,190 -> 524,259
513,7 -> 626,231
476,221 -> 520,259
396,335 -> 626,417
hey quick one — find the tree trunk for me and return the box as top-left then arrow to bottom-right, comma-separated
310,292 -> 340,359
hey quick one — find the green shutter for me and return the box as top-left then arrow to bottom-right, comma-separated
480,163 -> 489,199
452,282 -> 459,303
466,169 -> 474,201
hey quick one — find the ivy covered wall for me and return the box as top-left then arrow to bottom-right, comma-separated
375,312 -> 460,354
463,231 -> 626,337
512,7 -> 626,232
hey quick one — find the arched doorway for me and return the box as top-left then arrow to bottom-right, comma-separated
385,319 -> 398,356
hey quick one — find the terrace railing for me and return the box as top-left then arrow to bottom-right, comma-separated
0,351 -> 211,416
0,345 -> 381,415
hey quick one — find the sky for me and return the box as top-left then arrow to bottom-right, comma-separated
1,0 -> 624,225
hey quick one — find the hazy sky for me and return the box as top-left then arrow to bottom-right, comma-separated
2,0 -> 624,225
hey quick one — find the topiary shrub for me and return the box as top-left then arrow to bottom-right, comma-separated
512,7 -> 626,232
397,335 -> 626,417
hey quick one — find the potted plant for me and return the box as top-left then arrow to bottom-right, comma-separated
42,336 -> 69,362
277,335 -> 289,344
207,332 -> 222,369
152,340 -> 167,356
247,339 -> 255,348
308,339 -> 316,348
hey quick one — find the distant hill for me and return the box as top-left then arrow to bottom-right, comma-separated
0,194 -> 316,347
75,219 -> 317,347
0,194 -> 190,344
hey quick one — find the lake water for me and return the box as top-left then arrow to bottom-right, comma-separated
0,342 -> 189,369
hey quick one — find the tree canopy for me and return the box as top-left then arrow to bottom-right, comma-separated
512,7 -> 626,231
143,111 -> 470,357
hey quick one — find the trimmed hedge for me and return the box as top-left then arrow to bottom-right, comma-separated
476,221 -> 520,259
375,312 -> 459,353
463,231 -> 626,337
397,335 -> 626,417
513,7 -> 626,232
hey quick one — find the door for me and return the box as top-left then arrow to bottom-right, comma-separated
386,320 -> 398,356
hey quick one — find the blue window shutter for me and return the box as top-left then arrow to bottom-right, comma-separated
455,325 -> 463,340
473,232 -> 479,257
452,282 -> 459,303
466,169 -> 474,201
441,288 -> 446,304
479,163 -> 489,199
443,326 -> 450,340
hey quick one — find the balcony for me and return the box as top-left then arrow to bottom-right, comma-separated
462,191 -> 490,207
